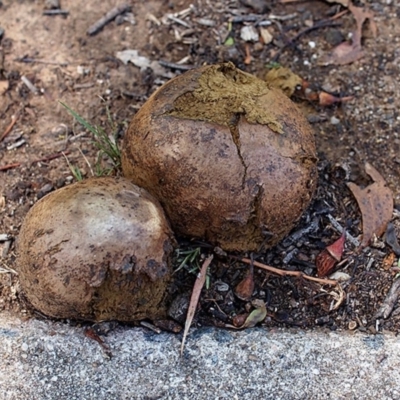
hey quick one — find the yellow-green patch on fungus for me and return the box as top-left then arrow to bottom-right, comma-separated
165,62 -> 283,134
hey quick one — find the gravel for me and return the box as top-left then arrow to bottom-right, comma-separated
1,312 -> 400,400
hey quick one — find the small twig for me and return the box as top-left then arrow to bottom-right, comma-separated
167,14 -> 191,28
273,19 -> 341,61
0,115 -> 18,142
84,327 -> 112,358
140,321 -> 162,334
87,4 -> 131,36
78,147 -> 94,177
0,263 -> 18,275
158,60 -> 194,71
1,151 -> 68,172
6,139 -> 26,150
31,151 -> 69,164
15,57 -> 68,67
374,278 -> 400,319
21,75 -> 39,95
282,216 -> 319,247
42,9 -> 69,16
0,163 -> 21,171
231,14 -> 260,23
327,214 -> 360,247
236,257 -> 338,286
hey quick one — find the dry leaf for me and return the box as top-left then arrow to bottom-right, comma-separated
234,263 -> 254,300
374,278 -> 400,319
382,252 -> 396,271
180,254 -> 213,356
241,300 -> 267,328
347,163 -> 393,248
225,300 -> 267,329
0,80 -> 9,95
260,27 -> 273,45
321,2 -> 376,65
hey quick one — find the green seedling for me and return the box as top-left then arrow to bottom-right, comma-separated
174,246 -> 210,289
60,102 -> 121,175
265,61 -> 281,70
62,152 -> 83,181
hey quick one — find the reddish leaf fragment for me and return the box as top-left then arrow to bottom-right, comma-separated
234,263 -> 254,301
84,327 -> 112,358
347,163 -> 393,248
153,319 -> 182,333
319,91 -> 354,107
244,43 -> 252,65
316,231 -> 346,277
232,313 -> 248,327
180,254 -> 213,356
326,230 -> 346,261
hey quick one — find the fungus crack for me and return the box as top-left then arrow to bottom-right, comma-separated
228,113 -> 248,187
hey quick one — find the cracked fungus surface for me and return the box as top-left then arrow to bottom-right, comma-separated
121,63 -> 317,252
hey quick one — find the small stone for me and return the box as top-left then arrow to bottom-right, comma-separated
44,0 -> 60,9
330,116 -> 340,125
21,343 -> 29,352
329,271 -> 351,282
348,321 -> 358,330
215,281 -> 229,292
37,183 -> 54,199
240,25 -> 259,42
308,41 -> 316,49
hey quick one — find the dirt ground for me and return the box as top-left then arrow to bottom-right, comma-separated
1,0 -> 400,334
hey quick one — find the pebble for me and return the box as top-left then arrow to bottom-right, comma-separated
348,321 -> 358,330
215,281 -> 229,292
329,271 -> 351,282
44,0 -> 60,9
37,183 -> 54,199
330,116 -> 340,125
240,25 -> 259,42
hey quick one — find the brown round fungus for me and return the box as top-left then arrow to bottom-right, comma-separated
122,62 -> 318,251
16,177 -> 175,321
